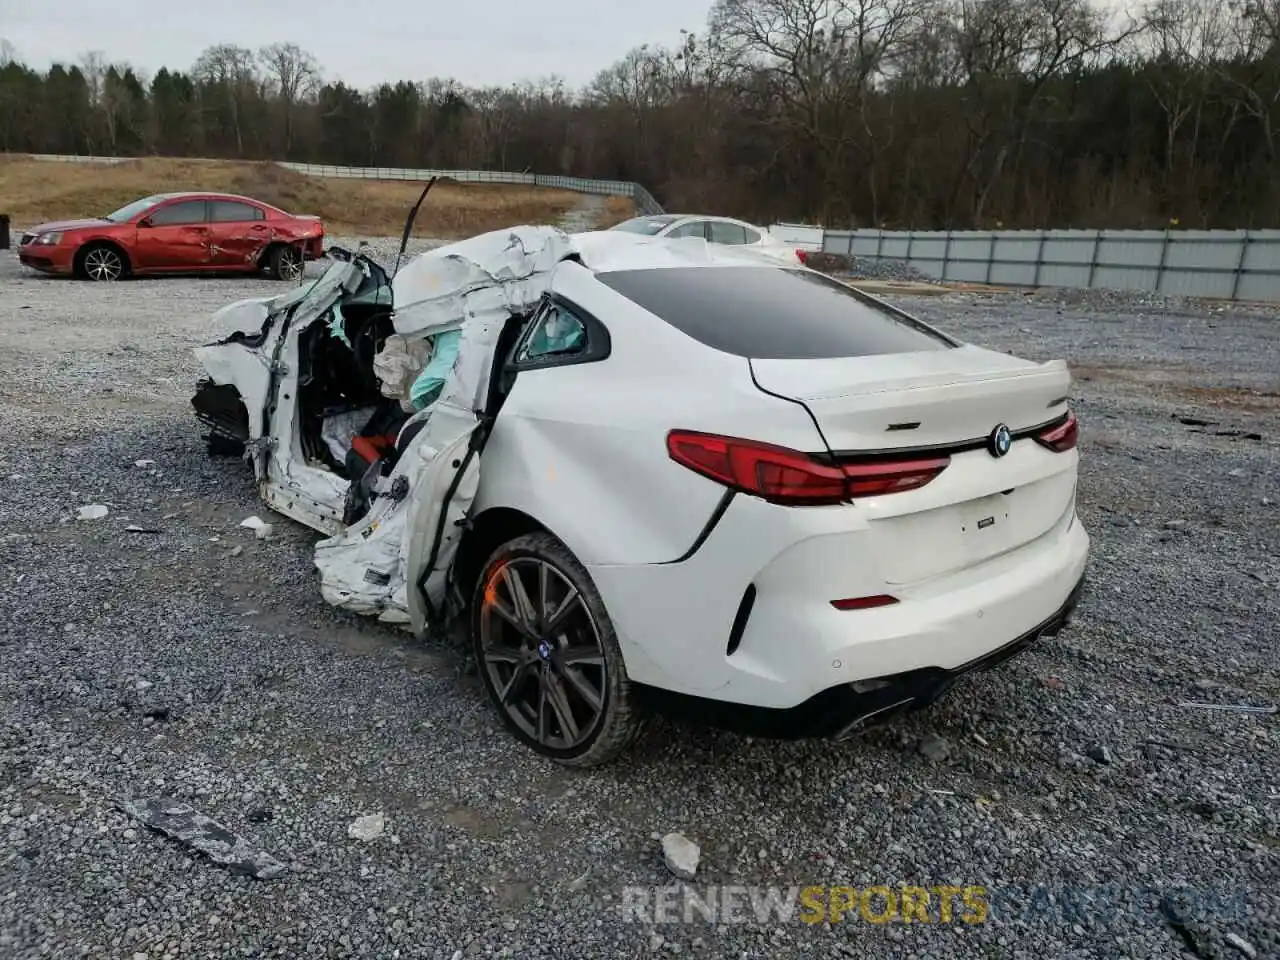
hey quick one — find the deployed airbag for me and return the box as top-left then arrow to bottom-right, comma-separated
409,330 -> 462,410
373,335 -> 433,412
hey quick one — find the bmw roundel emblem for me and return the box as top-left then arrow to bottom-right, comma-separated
989,423 -> 1013,458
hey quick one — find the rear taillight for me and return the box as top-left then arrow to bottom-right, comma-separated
667,430 -> 846,504
666,430 -> 949,506
1035,411 -> 1078,452
841,456 -> 952,496
795,249 -> 810,264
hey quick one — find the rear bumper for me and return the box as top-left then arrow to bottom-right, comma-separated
634,573 -> 1085,739
591,475 -> 1090,709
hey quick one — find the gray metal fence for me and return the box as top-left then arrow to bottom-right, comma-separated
824,228 -> 1279,301
20,153 -> 666,216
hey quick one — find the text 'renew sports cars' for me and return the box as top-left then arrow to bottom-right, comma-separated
18,191 -> 325,281
191,226 -> 1089,766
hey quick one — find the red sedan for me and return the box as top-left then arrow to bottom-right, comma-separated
16,192 -> 326,281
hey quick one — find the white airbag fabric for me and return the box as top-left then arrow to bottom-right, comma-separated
313,226 -> 575,627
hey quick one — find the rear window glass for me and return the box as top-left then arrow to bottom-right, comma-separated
597,267 -> 956,359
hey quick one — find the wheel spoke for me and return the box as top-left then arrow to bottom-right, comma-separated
480,555 -> 608,752
488,593 -> 536,641
543,585 -> 581,636
560,645 -> 604,668
280,249 -> 302,279
546,676 -> 581,743
502,566 -> 538,633
536,680 -> 550,743
537,563 -> 551,627
497,657 -> 534,705
561,665 -> 603,713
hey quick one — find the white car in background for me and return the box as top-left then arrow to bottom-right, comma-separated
192,225 -> 1089,767
610,213 -> 808,265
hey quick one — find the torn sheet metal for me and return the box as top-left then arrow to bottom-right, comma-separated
317,227 -> 574,627
391,225 -> 575,337
195,227 -> 576,628
118,796 -> 287,880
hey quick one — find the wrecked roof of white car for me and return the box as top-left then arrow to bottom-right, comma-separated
391,225 -> 575,336
205,223 -> 800,345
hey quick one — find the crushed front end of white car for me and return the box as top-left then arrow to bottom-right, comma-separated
192,226 -> 576,629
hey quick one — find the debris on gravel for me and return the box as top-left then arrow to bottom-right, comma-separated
661,832 -> 701,880
1087,742 -> 1114,765
917,732 -> 952,762
1227,931 -> 1260,958
1,243 -> 1277,958
118,796 -> 288,880
347,812 -> 387,843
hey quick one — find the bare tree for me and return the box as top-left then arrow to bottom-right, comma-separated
941,0 -> 1125,222
258,42 -> 319,156
1138,0 -> 1232,207
711,0 -> 932,220
1217,0 -> 1280,159
192,44 -> 258,155
79,51 -> 107,105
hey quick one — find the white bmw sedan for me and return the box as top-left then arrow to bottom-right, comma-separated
609,213 -> 808,265
192,226 -> 1089,766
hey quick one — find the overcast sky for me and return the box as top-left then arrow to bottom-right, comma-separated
0,0 -> 712,90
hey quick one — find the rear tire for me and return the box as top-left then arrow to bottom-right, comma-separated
265,244 -> 303,281
471,532 -> 645,767
76,243 -> 128,281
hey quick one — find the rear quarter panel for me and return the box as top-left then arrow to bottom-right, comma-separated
473,262 -> 829,566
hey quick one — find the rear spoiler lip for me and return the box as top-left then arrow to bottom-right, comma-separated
753,355 -> 1072,404
815,411 -> 1072,462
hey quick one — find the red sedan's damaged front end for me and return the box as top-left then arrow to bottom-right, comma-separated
17,231 -> 78,275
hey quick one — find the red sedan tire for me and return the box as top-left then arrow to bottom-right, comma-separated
75,242 -> 130,282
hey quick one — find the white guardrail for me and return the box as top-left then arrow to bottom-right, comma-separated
19,154 -> 667,216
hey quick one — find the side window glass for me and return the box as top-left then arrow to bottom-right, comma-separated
742,226 -> 761,243
517,301 -> 588,363
667,221 -> 707,239
149,200 -> 207,226
709,221 -> 748,244
210,200 -> 264,222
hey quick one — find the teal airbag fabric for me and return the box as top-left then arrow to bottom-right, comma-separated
409,329 -> 462,410
327,304 -> 351,348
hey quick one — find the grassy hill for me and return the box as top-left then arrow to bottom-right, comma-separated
0,156 -> 633,237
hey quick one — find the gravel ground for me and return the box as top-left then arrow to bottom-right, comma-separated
842,256 -> 936,282
1,244 -> 1277,960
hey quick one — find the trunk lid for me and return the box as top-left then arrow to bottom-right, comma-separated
750,344 -> 1071,454
751,344 -> 1078,587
